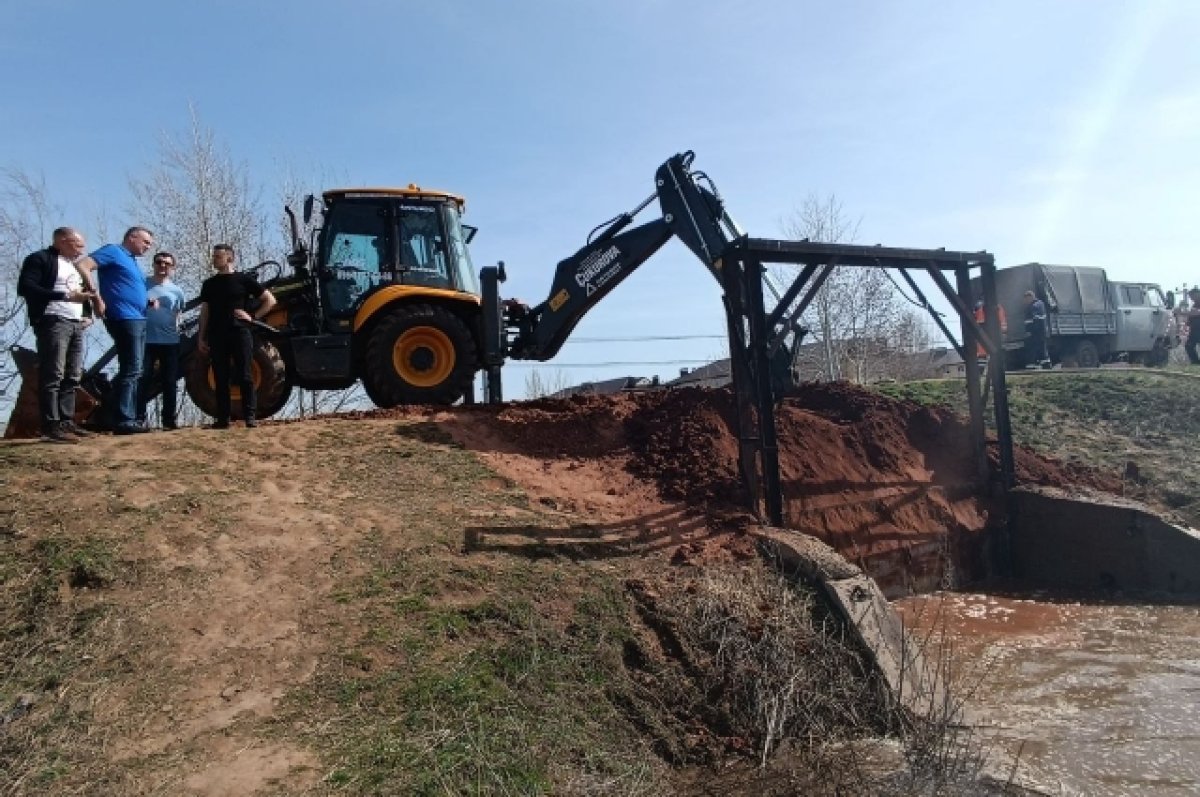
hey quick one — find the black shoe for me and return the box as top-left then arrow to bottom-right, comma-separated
244,418 -> 258,429
40,427 -> 79,444
209,420 -> 230,430
114,424 -> 150,435
162,423 -> 179,431
61,421 -> 94,438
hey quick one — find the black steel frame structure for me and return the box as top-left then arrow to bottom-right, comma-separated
719,238 -> 1014,527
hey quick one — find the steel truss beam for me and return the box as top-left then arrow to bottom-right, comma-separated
719,238 -> 1013,528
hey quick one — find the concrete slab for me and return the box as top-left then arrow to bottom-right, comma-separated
1011,486 -> 1200,596
755,527 -> 948,720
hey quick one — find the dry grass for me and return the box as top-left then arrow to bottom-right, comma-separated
655,567 -> 1025,796
1,419 -> 1025,796
661,568 -> 889,765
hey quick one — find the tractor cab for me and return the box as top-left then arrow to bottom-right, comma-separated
314,187 -> 480,329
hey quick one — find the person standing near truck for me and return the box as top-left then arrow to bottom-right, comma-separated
196,244 -> 277,429
76,226 -> 157,434
1186,288 -> 1200,365
137,252 -> 187,429
974,299 -> 1008,360
16,227 -> 99,443
1022,290 -> 1050,368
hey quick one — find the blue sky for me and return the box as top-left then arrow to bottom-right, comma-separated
4,0 -> 1198,394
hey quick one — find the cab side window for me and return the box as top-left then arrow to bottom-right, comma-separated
1121,286 -> 1145,306
399,206 -> 449,287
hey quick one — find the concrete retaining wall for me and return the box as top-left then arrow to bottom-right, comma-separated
753,528 -> 948,720
1011,486 -> 1200,596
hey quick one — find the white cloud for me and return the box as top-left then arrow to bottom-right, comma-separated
1149,92 -> 1200,139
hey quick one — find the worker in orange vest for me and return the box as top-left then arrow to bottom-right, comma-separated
974,300 -> 1007,359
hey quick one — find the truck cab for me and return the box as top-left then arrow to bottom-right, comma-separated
315,187 -> 480,330
1110,281 -> 1174,362
982,263 -> 1175,368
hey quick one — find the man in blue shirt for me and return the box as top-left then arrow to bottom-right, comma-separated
138,251 -> 187,429
77,226 -> 156,434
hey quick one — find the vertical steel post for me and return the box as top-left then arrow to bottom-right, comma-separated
744,257 -> 783,526
980,262 -> 1015,490
955,266 -> 988,484
721,257 -> 763,519
480,265 -> 504,403
981,261 -> 1015,577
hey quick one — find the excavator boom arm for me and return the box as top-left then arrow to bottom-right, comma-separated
495,152 -> 737,363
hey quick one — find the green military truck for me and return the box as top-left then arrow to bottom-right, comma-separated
983,263 -> 1176,368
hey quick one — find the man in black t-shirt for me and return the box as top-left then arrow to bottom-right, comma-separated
197,244 -> 277,428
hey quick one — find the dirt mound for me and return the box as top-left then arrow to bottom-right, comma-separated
413,383 -> 1119,594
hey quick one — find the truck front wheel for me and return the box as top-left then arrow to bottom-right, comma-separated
1073,340 -> 1101,369
363,304 -> 477,406
1146,340 -> 1171,367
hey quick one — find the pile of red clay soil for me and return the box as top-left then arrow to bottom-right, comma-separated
409,383 -> 1119,594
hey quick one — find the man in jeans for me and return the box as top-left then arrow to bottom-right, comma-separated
1185,288 -> 1200,366
16,227 -> 99,443
1022,289 -> 1051,369
138,251 -> 187,429
76,226 -> 156,434
197,244 -> 276,428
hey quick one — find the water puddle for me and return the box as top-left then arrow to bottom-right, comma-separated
897,592 -> 1200,796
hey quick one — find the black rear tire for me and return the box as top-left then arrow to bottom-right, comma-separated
1146,341 -> 1170,367
1074,340 -> 1101,369
185,338 -> 292,420
363,304 -> 477,406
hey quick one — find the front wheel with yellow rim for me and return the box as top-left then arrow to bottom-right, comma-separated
363,304 -> 478,406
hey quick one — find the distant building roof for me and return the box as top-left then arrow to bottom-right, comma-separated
548,376 -> 659,398
927,347 -> 964,367
668,359 -> 731,388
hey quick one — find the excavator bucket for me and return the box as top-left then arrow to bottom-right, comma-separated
3,346 -> 103,439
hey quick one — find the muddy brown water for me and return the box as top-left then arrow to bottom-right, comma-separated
897,592 -> 1200,796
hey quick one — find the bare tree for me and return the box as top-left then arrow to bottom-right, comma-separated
777,194 -> 909,383
881,311 -> 944,381
1,169 -> 54,324
0,169 -> 59,417
125,106 -> 272,426
128,104 -> 268,297
523,368 -> 573,399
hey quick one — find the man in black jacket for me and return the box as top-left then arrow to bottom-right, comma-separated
16,227 -> 101,442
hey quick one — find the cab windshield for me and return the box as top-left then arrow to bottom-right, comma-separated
398,203 -> 449,288
442,204 -> 479,295
318,195 -> 477,314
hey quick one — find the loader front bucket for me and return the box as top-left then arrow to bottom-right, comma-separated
4,346 -> 102,439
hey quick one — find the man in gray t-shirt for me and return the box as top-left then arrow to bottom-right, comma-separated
138,252 -> 187,429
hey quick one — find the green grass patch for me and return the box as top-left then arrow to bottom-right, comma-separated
878,371 -> 1200,525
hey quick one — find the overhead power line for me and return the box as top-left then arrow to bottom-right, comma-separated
503,359 -> 719,368
565,334 -> 726,343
